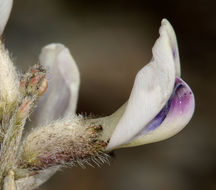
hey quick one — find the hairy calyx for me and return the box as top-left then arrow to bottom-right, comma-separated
19,116 -> 110,171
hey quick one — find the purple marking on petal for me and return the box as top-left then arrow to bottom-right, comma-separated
169,77 -> 194,114
172,48 -> 177,60
134,76 -> 193,137
143,96 -> 172,133
143,82 -> 179,133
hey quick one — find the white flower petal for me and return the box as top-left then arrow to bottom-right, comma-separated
106,19 -> 179,150
31,43 -> 80,126
0,0 -> 13,36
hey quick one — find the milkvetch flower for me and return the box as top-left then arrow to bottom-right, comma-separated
103,19 -> 195,150
0,0 -> 195,189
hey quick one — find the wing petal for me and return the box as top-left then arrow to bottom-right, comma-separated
106,20 -> 177,150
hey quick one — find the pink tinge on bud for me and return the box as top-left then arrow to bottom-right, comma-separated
29,76 -> 40,85
17,99 -> 32,119
19,64 -> 47,97
19,80 -> 26,88
38,78 -> 48,96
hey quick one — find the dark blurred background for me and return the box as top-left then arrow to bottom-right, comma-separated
4,0 -> 216,189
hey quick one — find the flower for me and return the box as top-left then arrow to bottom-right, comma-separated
104,19 -> 195,150
0,0 -> 195,189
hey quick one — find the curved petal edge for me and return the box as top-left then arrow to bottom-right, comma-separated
106,19 -> 177,150
0,0 -> 13,36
